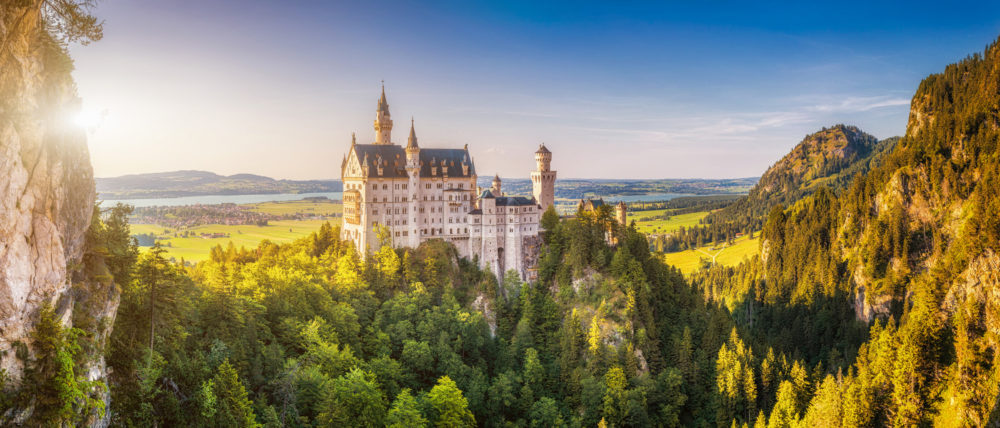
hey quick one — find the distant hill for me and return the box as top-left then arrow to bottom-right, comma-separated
658,125 -> 898,250
712,125 -> 898,229
96,170 -> 342,199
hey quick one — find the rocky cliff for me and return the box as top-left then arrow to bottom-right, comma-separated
1,4 -> 116,424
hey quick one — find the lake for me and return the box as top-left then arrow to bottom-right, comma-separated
102,192 -> 344,208
103,191 -> 698,208
612,193 -> 697,202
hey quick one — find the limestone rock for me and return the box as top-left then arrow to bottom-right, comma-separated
1,4 -> 113,423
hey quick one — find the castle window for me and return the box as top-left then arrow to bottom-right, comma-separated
383,184 -> 388,190
437,183 -> 442,189
403,184 -> 408,189
425,184 -> 431,189
373,184 -> 377,189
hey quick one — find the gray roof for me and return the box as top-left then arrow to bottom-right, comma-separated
480,189 -> 495,199
496,196 -> 537,207
350,144 -> 476,178
535,144 -> 551,154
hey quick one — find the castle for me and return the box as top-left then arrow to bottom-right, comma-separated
341,86 -> 556,280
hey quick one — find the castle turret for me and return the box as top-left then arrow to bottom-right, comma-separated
374,83 -> 393,144
406,118 -> 420,165
615,201 -> 627,225
531,143 -> 556,213
491,174 -> 502,196
406,119 -> 421,246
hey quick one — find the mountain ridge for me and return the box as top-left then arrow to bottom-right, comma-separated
96,170 -> 343,199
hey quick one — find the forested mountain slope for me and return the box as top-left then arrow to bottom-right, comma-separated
94,204 -> 750,426
693,37 -> 1000,426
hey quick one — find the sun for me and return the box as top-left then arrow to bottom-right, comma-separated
72,109 -> 103,129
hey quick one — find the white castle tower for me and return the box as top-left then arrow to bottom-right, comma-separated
405,118 -> 421,247
531,143 -> 555,213
374,83 -> 393,144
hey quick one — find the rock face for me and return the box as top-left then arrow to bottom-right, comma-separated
1,3 -> 105,399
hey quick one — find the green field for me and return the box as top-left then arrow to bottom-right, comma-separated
631,209 -> 711,235
131,199 -> 342,262
131,219 -> 331,262
246,199 -> 342,216
662,235 -> 760,275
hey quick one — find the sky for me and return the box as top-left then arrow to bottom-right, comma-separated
70,0 -> 1000,180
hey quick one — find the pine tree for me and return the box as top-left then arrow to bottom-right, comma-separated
205,359 -> 259,428
427,376 -> 475,428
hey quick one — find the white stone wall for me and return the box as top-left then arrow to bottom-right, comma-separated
466,199 -> 541,280
343,172 -> 477,255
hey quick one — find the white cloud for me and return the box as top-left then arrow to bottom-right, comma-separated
806,95 -> 911,113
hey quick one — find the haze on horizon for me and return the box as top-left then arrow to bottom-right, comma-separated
70,0 -> 1000,180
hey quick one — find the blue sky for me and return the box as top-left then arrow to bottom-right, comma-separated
71,0 -> 1000,179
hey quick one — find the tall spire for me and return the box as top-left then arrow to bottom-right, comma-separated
406,117 -> 418,149
378,80 -> 389,114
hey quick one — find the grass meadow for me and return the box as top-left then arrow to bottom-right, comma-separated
662,234 -> 760,275
631,209 -> 711,235
131,200 -> 342,262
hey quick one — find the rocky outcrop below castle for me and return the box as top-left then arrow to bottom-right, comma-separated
1,4 -> 115,424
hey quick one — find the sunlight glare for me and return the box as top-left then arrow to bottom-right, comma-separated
72,109 -> 103,129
